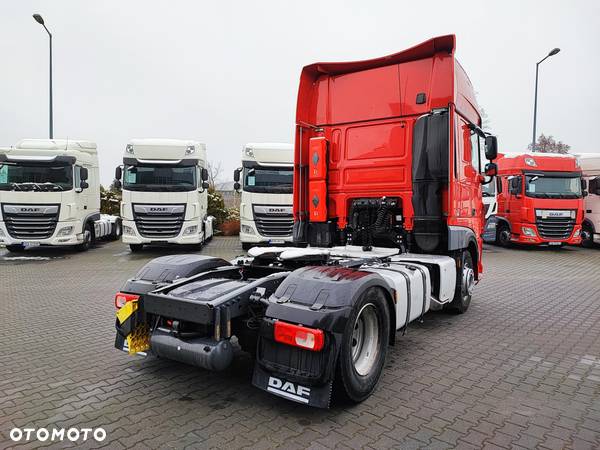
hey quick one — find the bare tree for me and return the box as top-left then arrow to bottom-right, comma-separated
207,160 -> 223,189
527,134 -> 570,154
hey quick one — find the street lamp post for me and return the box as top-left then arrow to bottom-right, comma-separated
532,47 -> 560,151
33,14 -> 53,139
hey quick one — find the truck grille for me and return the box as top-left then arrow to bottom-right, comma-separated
536,217 -> 575,240
2,204 -> 60,240
132,204 -> 185,239
253,205 -> 293,237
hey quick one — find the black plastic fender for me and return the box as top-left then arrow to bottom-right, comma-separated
252,265 -> 393,408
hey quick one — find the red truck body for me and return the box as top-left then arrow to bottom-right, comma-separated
494,153 -> 584,245
292,35 -> 494,277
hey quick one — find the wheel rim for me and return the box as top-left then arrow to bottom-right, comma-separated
83,229 -> 91,245
582,228 -> 591,242
500,229 -> 510,245
462,260 -> 475,296
351,303 -> 380,376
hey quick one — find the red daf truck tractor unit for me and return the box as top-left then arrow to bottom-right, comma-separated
484,153 -> 584,247
112,35 -> 498,408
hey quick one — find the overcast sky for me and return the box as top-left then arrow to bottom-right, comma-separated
2,0 -> 599,185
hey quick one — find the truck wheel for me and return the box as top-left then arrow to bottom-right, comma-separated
496,223 -> 511,247
77,224 -> 93,252
6,244 -> 25,253
110,220 -> 122,241
447,250 -> 474,314
581,223 -> 594,248
129,244 -> 144,252
335,287 -> 390,403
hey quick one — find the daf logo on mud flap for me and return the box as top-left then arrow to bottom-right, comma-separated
267,376 -> 311,403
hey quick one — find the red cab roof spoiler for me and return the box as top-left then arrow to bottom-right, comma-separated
302,34 -> 455,77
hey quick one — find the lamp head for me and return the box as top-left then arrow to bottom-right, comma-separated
33,14 -> 45,25
548,48 -> 560,57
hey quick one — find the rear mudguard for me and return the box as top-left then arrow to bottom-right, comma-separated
115,255 -> 232,351
252,265 -> 393,408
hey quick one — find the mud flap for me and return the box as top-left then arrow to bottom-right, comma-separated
252,364 -> 333,408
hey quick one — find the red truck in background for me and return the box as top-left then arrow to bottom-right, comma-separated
484,153 -> 585,246
113,35 -> 499,408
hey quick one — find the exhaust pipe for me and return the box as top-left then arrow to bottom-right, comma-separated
150,329 -> 233,371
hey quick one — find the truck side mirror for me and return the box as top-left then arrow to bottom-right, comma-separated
80,167 -> 89,181
202,181 -> 209,190
80,181 -> 89,190
113,179 -> 122,190
115,166 -> 122,180
234,182 -> 241,192
233,168 -> 241,182
508,177 -> 521,196
581,178 -> 588,194
201,168 -> 209,182
484,162 -> 497,178
484,135 -> 498,160
496,176 -> 503,194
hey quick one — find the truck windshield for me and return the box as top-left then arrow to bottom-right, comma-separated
525,175 -> 582,199
0,163 -> 73,191
123,165 -> 196,191
243,167 -> 293,193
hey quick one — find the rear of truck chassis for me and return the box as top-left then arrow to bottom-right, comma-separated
114,34 -> 498,407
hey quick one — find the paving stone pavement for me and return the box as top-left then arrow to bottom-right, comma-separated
0,238 -> 599,449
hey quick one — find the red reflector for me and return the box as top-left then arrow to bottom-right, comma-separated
114,292 -> 140,309
274,321 -> 324,352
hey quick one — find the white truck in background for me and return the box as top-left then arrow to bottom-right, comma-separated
234,143 -> 294,250
575,153 -> 600,247
0,139 -> 120,252
114,139 -> 213,252
482,176 -> 499,242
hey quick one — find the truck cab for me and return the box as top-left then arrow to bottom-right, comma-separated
233,143 -> 293,250
0,139 -> 119,252
489,153 -> 584,246
575,153 -> 600,247
115,139 -> 213,252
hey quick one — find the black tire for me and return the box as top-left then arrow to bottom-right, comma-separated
335,287 -> 390,403
110,220 -> 122,241
447,250 -> 474,314
242,242 -> 253,251
6,244 -> 25,253
496,222 -> 511,247
77,223 -> 93,252
581,223 -> 594,248
129,244 -> 144,252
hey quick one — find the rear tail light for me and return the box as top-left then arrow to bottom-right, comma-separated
274,321 -> 324,351
115,292 -> 140,309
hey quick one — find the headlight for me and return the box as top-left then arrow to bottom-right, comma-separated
522,226 -> 536,237
525,157 -> 537,167
57,226 -> 74,236
574,229 -> 581,238
126,144 -> 134,154
185,145 -> 195,155
183,225 -> 198,236
123,225 -> 135,236
241,224 -> 254,235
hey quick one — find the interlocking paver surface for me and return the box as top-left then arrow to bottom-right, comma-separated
1,238 -> 599,449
